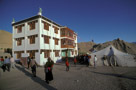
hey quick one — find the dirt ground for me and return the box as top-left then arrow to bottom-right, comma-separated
0,63 -> 136,90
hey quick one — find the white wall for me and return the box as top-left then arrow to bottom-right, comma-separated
26,37 -> 39,50
13,39 -> 25,51
13,24 -> 25,38
13,16 -> 77,65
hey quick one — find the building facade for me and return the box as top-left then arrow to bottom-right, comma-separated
12,10 -> 78,65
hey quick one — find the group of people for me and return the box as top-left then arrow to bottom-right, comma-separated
0,56 -> 15,72
78,54 -> 91,66
65,55 -> 98,72
26,56 -> 54,84
77,54 -> 97,67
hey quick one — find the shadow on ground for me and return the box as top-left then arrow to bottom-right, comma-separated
16,65 -> 57,90
90,71 -> 136,80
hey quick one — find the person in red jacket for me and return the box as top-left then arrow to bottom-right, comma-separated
65,57 -> 69,71
74,56 -> 77,67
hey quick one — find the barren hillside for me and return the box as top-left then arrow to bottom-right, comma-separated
77,42 -> 96,54
0,30 -> 12,48
78,38 -> 136,55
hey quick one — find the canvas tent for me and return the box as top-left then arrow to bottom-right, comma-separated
90,45 -> 136,67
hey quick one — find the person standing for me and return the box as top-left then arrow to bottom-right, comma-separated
27,56 -> 31,69
65,57 -> 69,71
74,56 -> 77,67
30,56 -> 38,77
88,55 -> 91,66
10,56 -> 15,69
4,56 -> 11,72
44,57 -> 54,84
94,55 -> 97,68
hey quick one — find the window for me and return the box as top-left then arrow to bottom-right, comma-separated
71,50 -> 74,55
29,52 -> 35,58
61,29 -> 65,36
55,39 -> 59,45
14,51 -> 24,59
53,26 -> 59,34
43,21 -> 50,30
17,40 -> 22,46
30,37 -> 35,44
28,34 -> 38,44
44,36 -> 50,44
44,51 -> 50,58
27,50 -> 38,58
61,39 -> 65,45
54,29 -> 58,34
28,21 -> 37,30
30,22 -> 35,30
44,23 -> 49,30
74,36 -> 76,40
55,51 -> 59,57
16,52 -> 21,59
17,26 -> 22,33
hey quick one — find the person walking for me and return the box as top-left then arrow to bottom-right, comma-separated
94,55 -> 97,68
44,57 -> 54,84
10,56 -> 15,69
65,57 -> 69,71
1,56 -> 6,72
4,56 -> 11,72
30,56 -> 38,77
0,56 -> 4,67
74,56 -> 77,67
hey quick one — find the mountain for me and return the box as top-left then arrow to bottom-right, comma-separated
77,42 -> 96,54
132,42 -> 136,44
78,38 -> 136,55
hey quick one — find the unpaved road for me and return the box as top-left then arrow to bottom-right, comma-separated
0,64 -> 136,90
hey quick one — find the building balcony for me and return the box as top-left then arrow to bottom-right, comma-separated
61,45 -> 74,49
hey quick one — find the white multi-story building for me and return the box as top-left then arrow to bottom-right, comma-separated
12,9 -> 78,65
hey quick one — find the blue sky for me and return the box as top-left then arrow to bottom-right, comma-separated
0,0 -> 136,43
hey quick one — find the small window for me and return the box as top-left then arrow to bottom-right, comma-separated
72,50 -> 74,55
17,26 -> 22,33
17,40 -> 22,46
44,51 -> 50,58
54,27 -> 59,34
29,52 -> 35,58
55,39 -> 59,45
54,29 -> 58,34
74,36 -> 76,40
17,52 -> 21,59
44,36 -> 49,44
29,22 -> 35,30
55,51 -> 59,57
30,37 -> 35,44
43,22 -> 50,30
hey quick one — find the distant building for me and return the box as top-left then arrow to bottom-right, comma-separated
12,9 -> 78,65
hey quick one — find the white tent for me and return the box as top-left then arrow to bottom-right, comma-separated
90,45 -> 136,67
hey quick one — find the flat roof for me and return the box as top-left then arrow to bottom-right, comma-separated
12,15 -> 62,27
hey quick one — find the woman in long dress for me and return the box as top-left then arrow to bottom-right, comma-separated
44,57 -> 54,84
